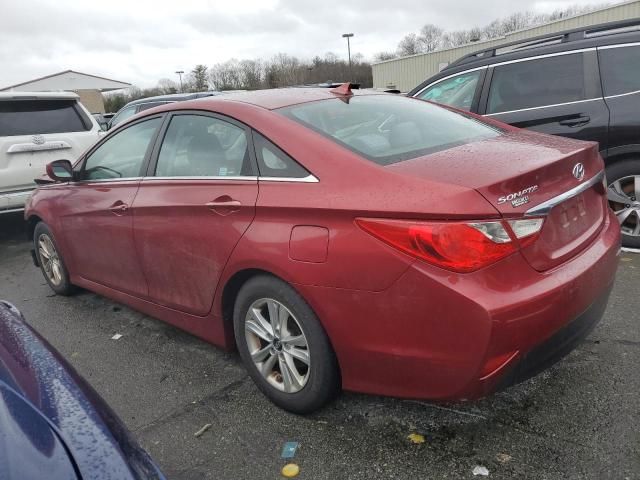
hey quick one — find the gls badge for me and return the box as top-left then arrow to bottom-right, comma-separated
497,185 -> 539,208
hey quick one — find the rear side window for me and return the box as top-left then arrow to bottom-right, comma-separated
82,118 -> 161,180
279,95 -> 499,166
599,45 -> 640,96
0,100 -> 89,136
253,132 -> 311,178
487,53 -> 587,114
417,70 -> 481,111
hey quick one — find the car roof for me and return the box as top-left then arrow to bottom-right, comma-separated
124,91 -> 221,107
184,87 -> 386,111
0,91 -> 80,101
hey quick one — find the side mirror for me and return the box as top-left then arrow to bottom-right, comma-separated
46,160 -> 74,182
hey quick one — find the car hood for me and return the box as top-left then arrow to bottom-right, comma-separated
0,382 -> 79,479
0,302 -> 164,480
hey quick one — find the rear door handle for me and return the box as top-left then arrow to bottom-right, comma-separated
559,115 -> 590,127
108,202 -> 129,215
206,196 -> 242,216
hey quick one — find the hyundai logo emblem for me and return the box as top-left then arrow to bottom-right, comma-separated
572,163 -> 585,181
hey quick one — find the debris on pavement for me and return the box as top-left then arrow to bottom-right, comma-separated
407,433 -> 425,444
495,453 -> 512,464
194,423 -> 212,438
281,463 -> 300,478
111,333 -> 123,340
473,465 -> 490,476
281,441 -> 299,459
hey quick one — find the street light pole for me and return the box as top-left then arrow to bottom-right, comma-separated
175,70 -> 184,93
342,33 -> 354,80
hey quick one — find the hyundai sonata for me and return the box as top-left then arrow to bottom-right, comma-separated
25,84 -> 620,413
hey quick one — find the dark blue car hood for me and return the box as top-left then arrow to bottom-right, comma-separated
0,302 -> 164,480
0,382 -> 78,479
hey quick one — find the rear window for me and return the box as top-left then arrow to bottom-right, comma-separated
278,95 -> 499,165
0,100 -> 89,136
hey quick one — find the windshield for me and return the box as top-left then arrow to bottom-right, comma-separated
278,95 -> 500,165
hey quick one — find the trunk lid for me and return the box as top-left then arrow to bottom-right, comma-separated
387,131 -> 607,271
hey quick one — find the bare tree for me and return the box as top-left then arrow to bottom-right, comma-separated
397,33 -> 422,56
394,4 -> 607,56
157,78 -> 178,94
418,24 -> 444,52
374,51 -> 397,62
239,59 -> 263,90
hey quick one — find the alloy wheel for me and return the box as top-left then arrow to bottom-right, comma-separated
38,234 -> 63,286
244,298 -> 310,393
608,175 -> 640,237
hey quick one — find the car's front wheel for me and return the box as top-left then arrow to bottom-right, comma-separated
233,275 -> 340,414
34,222 -> 74,295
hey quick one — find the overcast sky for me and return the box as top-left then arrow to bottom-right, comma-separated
1,0 -> 615,88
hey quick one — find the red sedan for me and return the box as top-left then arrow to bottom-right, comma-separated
25,85 -> 620,413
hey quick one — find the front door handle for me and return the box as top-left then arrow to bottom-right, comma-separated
559,115 -> 590,127
108,202 -> 129,215
206,196 -> 242,216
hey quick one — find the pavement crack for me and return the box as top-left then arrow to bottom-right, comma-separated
133,376 -> 249,434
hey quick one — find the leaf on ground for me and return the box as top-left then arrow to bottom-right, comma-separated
407,433 -> 425,444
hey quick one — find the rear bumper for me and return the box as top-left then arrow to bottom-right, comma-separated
496,285 -> 611,391
298,209 -> 620,401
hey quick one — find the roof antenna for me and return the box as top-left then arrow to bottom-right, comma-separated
329,82 -> 354,96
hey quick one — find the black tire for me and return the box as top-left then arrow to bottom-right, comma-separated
33,222 -> 75,296
233,275 -> 340,414
606,159 -> 640,249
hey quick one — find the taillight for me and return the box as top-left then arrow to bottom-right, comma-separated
356,217 -> 544,273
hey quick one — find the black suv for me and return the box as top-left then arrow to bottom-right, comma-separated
409,19 -> 640,248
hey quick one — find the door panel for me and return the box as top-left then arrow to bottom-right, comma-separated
133,113 -> 258,316
487,100 -> 610,145
133,179 -> 257,315
480,51 -> 609,149
598,44 -> 640,153
59,180 -> 147,295
59,117 -> 163,296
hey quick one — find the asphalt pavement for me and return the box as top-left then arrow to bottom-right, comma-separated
1,212 -> 638,479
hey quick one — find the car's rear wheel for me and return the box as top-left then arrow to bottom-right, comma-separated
606,160 -> 640,249
34,222 -> 74,295
233,275 -> 340,414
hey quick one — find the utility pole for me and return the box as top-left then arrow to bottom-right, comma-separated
342,33 -> 354,80
175,70 -> 184,93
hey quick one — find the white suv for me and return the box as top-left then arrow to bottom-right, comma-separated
0,92 -> 101,213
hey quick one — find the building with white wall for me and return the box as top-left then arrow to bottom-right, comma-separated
1,70 -> 131,113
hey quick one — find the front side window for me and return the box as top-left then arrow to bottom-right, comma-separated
82,118 -> 161,180
417,70 -> 481,111
0,100 -> 89,136
137,102 -> 171,113
599,45 -> 640,97
487,53 -> 587,114
110,106 -> 137,127
155,114 -> 252,177
279,95 -> 499,166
